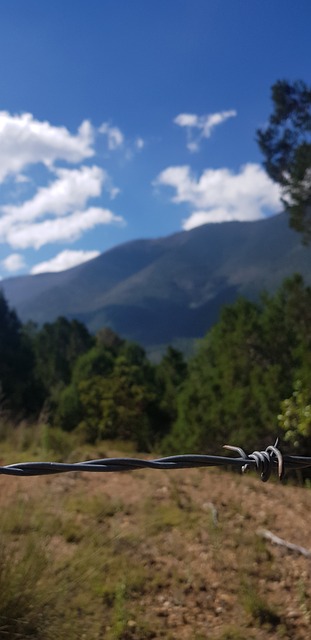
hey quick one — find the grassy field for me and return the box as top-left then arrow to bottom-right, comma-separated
0,428 -> 310,639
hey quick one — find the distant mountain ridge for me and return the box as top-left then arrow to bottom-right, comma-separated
2,214 -> 311,346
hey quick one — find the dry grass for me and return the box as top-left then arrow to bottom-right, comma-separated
0,437 -> 310,639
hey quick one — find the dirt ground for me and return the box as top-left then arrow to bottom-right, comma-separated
1,453 -> 310,639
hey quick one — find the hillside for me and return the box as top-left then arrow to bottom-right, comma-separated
1,440 -> 311,639
2,214 -> 311,346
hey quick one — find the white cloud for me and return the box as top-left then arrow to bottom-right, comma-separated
0,110 -> 136,270
174,114 -> 199,128
0,111 -> 94,181
174,110 -> 237,152
2,253 -> 26,272
31,249 -> 100,274
135,137 -> 145,150
2,165 -> 106,225
155,163 -> 282,229
0,164 -> 122,249
108,186 -> 121,199
98,122 -> 144,160
99,122 -> 124,150
6,207 -> 125,250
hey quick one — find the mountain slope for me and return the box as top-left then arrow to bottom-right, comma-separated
2,214 -> 311,345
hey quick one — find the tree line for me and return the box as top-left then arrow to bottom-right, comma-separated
1,274 -> 310,456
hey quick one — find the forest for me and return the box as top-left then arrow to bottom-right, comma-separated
1,273 -> 310,459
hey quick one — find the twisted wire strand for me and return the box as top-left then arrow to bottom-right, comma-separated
1,441 -> 311,481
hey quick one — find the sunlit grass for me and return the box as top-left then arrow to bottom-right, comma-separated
0,431 -> 310,639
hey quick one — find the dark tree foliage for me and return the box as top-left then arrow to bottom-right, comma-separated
33,317 -> 94,394
57,338 -> 165,450
55,339 -> 120,433
164,276 -> 311,455
0,290 -> 42,415
96,327 -> 124,352
155,347 -> 188,434
257,79 -> 311,242
3,272 -> 310,455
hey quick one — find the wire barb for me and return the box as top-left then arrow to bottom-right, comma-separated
224,439 -> 285,481
0,442 -> 310,481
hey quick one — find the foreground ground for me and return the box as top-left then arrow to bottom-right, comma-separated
0,442 -> 310,639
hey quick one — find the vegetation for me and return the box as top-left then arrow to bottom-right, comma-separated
0,291 -> 43,416
1,272 -> 311,457
1,82 -> 310,454
257,79 -> 311,242
163,275 -> 311,455
0,76 -> 310,639
0,433 -> 310,639
278,380 -> 311,450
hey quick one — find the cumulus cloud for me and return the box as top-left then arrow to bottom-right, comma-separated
2,165 -> 106,225
31,249 -> 100,274
2,253 -> 26,273
5,207 -> 124,250
0,110 -> 135,270
0,111 -> 94,181
155,163 -> 282,229
99,122 -> 124,150
174,110 -> 237,152
0,164 -> 123,249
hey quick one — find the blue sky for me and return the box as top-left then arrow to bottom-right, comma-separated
0,0 -> 310,278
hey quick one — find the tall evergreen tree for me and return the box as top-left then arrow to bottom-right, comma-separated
0,290 -> 41,415
257,79 -> 311,242
33,317 -> 94,393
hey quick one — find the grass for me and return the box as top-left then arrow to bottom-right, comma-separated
297,578 -> 311,623
1,429 -> 311,639
0,537 -> 48,639
241,580 -> 281,628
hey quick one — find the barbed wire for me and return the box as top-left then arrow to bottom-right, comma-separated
1,440 -> 311,482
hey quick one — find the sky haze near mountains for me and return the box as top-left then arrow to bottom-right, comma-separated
0,1 -> 310,279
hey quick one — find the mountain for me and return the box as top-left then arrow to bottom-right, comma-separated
1,214 -> 311,346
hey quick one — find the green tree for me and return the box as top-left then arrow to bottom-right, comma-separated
165,277 -> 311,454
78,371 -> 153,449
278,380 -> 311,453
96,326 -> 124,352
56,337 -> 164,449
55,340 -> 117,431
55,383 -> 83,432
257,79 -> 311,242
33,317 -> 94,395
72,343 -> 115,385
75,343 -> 159,449
155,347 -> 188,435
0,290 -> 41,415
165,298 -> 272,453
